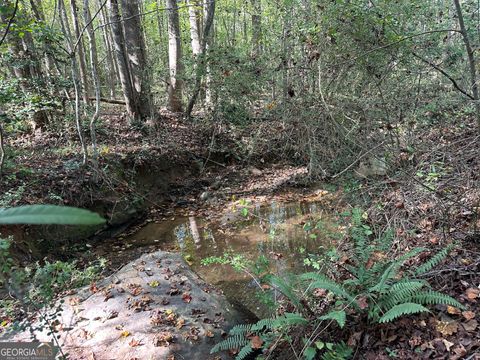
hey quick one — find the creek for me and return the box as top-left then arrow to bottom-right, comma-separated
116,199 -> 337,317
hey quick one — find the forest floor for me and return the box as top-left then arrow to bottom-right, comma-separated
1,108 -> 479,359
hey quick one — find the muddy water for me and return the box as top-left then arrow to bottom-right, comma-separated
124,201 -> 336,317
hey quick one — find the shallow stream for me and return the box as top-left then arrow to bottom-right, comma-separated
120,200 -> 337,316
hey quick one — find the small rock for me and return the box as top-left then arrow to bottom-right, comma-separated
200,191 -> 210,201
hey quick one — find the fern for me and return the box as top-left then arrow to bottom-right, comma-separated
251,318 -> 275,332
321,342 -> 353,360
229,323 -> 253,336
414,244 -> 453,276
211,335 -> 250,353
379,280 -> 426,309
378,303 -> 430,323
319,310 -> 346,328
410,290 -> 465,309
301,273 -> 356,304
267,274 -> 302,309
236,344 -> 254,360
272,313 -> 308,328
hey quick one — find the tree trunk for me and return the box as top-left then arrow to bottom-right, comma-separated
187,0 -> 201,56
108,0 -> 140,121
98,0 -> 117,99
83,0 -> 101,163
453,0 -> 480,131
166,0 -> 184,112
70,0 -> 91,105
121,0 -> 152,119
58,0 -> 88,165
250,0 -> 262,57
186,0 -> 215,117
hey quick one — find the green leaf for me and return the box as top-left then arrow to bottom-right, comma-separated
379,303 -> 430,323
319,309 -> 346,328
241,207 -> 249,217
0,205 -> 106,225
304,347 -> 317,360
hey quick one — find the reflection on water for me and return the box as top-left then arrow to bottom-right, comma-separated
127,201 -> 334,316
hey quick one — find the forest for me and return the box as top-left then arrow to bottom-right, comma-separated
0,0 -> 479,359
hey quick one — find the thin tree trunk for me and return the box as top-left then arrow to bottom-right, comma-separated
453,0 -> 480,131
250,0 -> 262,57
29,0 -> 57,75
187,0 -> 201,56
83,0 -> 100,163
0,121 -> 5,178
121,0 -> 152,119
108,0 -> 140,120
59,0 -> 88,165
70,0 -> 91,105
98,0 -> 117,98
166,0 -> 184,112
186,0 -> 215,117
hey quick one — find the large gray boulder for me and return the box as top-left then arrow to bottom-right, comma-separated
3,251 -> 246,359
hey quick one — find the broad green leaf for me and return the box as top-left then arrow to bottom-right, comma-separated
0,205 -> 106,225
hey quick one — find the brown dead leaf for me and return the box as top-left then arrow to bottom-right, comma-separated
205,330 -> 214,338
182,292 -> 192,303
442,339 -> 454,352
465,288 -> 479,301
176,318 -> 185,329
89,282 -> 99,294
462,311 -> 476,320
250,335 -> 263,350
447,306 -> 461,315
436,320 -> 458,336
68,297 -> 81,306
128,339 -> 142,347
357,296 -> 369,310
462,319 -> 478,332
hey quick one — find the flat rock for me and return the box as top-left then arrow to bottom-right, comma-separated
2,251 -> 247,359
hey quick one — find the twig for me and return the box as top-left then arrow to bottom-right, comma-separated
0,0 -> 19,47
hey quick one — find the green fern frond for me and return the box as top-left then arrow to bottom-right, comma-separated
396,247 -> 426,264
229,323 -> 253,336
267,274 -> 302,309
272,313 -> 308,328
211,335 -> 250,353
236,344 -> 254,360
319,310 -> 346,328
414,245 -> 453,276
378,303 -> 430,323
410,290 -> 465,309
321,342 -> 353,360
301,273 -> 355,304
369,261 -> 398,293
251,318 -> 275,332
379,280 -> 426,309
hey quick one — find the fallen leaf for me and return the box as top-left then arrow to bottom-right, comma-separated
250,335 -> 263,349
149,280 -> 160,287
357,296 -> 369,310
442,339 -> 454,352
465,288 -> 479,301
182,292 -> 192,303
205,330 -> 214,338
176,318 -> 185,329
462,319 -> 478,332
129,339 -> 142,347
89,283 -> 99,293
120,331 -> 130,338
462,311 -> 476,320
436,320 -> 458,336
447,306 -> 461,315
